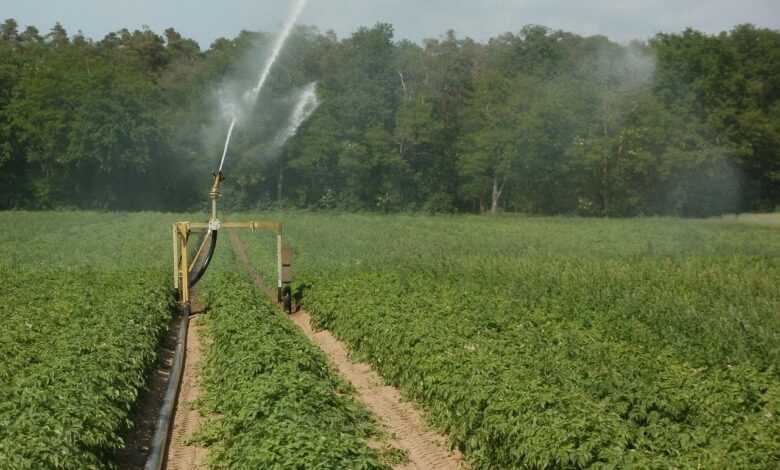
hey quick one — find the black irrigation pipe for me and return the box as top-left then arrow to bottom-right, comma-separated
145,312 -> 189,470
189,230 -> 218,289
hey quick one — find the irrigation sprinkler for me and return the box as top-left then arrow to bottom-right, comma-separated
172,0 -> 309,315
171,171 -> 292,315
159,166 -> 293,470
150,5 -> 306,468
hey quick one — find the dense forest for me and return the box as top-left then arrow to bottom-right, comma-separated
0,18 -> 778,216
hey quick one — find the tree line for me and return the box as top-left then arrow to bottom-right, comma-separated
0,18 -> 778,216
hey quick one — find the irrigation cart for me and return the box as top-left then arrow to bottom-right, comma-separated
171,172 -> 292,314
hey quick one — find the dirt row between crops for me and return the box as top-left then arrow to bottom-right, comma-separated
117,307 -> 207,470
165,312 -> 208,470
229,232 -> 465,470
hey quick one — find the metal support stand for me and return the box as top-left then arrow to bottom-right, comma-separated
171,172 -> 291,311
172,220 -> 286,310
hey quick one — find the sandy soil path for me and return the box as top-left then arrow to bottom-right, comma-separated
165,316 -> 208,470
229,232 -> 464,470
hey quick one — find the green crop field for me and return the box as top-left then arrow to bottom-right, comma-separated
192,244 -> 389,469
0,212 -> 176,468
238,212 -> 780,469
1,211 -> 779,469
0,212 -> 390,469
3,6 -> 780,469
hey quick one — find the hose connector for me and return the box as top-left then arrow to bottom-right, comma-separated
210,171 -> 225,222
210,171 -> 225,200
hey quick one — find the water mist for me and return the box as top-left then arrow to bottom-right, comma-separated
276,82 -> 320,146
217,0 -> 308,172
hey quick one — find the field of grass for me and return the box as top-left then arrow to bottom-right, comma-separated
1,211 -> 778,468
238,213 -> 780,468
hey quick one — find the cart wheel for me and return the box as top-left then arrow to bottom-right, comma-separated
282,287 -> 292,314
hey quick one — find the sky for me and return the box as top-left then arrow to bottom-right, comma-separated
3,0 -> 779,48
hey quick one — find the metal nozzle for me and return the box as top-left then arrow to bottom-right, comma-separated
210,171 -> 225,199
209,171 -> 225,222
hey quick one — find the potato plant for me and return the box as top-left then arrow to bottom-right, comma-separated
0,212 -> 176,469
240,213 -> 780,469
194,246 -> 389,469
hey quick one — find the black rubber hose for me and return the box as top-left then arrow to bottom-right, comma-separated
144,313 -> 189,470
188,230 -> 218,289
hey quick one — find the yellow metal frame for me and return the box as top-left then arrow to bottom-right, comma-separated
172,172 -> 290,311
172,220 -> 284,308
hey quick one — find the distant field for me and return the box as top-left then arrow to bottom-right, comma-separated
717,212 -> 780,226
239,212 -> 780,468
1,211 -> 778,469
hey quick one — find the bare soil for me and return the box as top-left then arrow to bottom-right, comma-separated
229,232 -> 465,470
165,315 -> 208,470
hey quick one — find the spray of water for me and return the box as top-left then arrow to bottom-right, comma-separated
276,82 -> 319,146
218,0 -> 308,172
218,117 -> 237,173
245,0 -> 307,104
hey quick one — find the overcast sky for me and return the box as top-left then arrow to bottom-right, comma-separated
4,0 -> 779,48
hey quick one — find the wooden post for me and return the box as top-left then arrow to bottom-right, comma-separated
179,224 -> 190,307
281,246 -> 293,284
277,232 -> 283,300
172,224 -> 179,290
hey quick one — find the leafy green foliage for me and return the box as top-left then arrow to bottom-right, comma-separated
194,246 -> 389,469
1,19 -> 779,214
0,212 -> 176,469
240,212 -> 780,469
0,212 -> 395,468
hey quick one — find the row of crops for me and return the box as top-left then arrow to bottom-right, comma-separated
1,212 -> 398,469
239,213 -> 780,469
0,212 -> 175,468
192,245 -> 392,469
3,211 -> 778,468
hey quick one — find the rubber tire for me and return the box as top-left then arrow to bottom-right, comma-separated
282,287 -> 292,314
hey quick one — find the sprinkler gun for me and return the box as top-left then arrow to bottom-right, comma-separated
184,171 -> 223,294
209,171 -> 225,230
